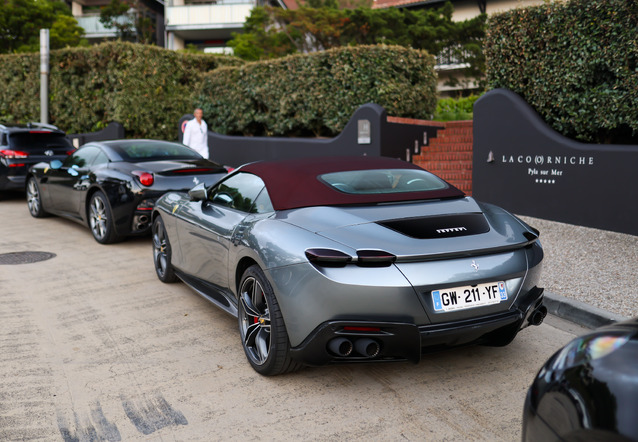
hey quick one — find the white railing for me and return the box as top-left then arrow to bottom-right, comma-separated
436,45 -> 473,68
76,13 -> 135,37
166,3 -> 253,27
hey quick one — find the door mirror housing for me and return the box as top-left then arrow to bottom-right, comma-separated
189,183 -> 208,202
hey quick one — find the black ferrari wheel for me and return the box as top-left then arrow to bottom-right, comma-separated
238,265 -> 300,376
88,191 -> 121,244
26,177 -> 48,218
152,216 -> 178,283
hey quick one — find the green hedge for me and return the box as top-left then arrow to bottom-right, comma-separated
196,45 -> 437,137
0,42 -> 243,139
434,95 -> 479,121
486,0 -> 638,144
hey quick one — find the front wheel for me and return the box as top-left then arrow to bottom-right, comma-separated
152,216 -> 178,283
238,265 -> 301,376
26,177 -> 48,218
88,191 -> 122,244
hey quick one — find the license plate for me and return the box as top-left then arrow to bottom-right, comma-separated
431,281 -> 507,312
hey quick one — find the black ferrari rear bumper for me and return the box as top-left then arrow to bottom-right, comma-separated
289,286 -> 544,366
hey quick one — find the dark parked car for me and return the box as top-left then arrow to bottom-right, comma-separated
0,123 -> 74,192
27,139 -> 227,244
151,156 -> 546,375
523,318 -> 638,441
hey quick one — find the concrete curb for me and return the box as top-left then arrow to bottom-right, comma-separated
545,291 -> 630,330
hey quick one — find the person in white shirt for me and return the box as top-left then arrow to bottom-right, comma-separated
183,108 -> 209,159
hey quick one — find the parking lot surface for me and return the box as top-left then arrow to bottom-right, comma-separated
1,193 -> 585,441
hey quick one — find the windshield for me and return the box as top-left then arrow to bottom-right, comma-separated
9,133 -> 72,150
320,169 -> 448,194
109,140 -> 202,162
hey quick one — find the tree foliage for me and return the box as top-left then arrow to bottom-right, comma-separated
0,0 -> 87,53
0,42 -> 243,139
228,1 -> 486,83
197,45 -> 437,137
487,0 -> 638,144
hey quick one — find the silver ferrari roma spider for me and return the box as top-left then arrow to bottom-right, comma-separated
152,156 -> 545,375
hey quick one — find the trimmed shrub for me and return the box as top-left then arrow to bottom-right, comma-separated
486,0 -> 638,144
434,95 -> 480,121
0,42 -> 243,139
196,45 -> 437,137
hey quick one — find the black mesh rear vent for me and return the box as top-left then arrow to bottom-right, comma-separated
378,213 -> 490,239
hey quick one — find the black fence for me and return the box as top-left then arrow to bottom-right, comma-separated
472,88 -> 638,236
179,103 -> 443,168
68,122 -> 125,148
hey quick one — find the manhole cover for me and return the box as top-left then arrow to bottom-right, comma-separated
0,251 -> 57,265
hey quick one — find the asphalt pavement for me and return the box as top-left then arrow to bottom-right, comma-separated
0,190 -> 633,441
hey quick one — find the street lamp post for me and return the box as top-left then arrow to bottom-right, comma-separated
40,29 -> 49,125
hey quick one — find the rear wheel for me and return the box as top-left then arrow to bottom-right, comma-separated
152,216 -> 178,283
26,177 -> 48,218
88,191 -> 121,244
238,265 -> 301,375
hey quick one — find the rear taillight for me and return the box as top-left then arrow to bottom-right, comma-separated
132,171 -> 154,187
356,250 -> 397,267
66,149 -> 76,155
305,248 -> 352,267
0,149 -> 29,159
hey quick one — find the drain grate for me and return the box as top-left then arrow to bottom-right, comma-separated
0,251 -> 57,265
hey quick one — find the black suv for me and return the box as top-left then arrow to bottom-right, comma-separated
0,123 -> 75,192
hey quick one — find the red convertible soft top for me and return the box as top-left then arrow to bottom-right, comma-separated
240,156 -> 465,211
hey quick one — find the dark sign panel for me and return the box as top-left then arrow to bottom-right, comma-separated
473,89 -> 638,236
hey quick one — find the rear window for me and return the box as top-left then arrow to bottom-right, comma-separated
320,169 -> 448,195
110,140 -> 202,161
9,133 -> 72,150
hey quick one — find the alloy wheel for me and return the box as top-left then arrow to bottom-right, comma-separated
239,276 -> 271,366
89,195 -> 108,241
26,179 -> 41,216
153,221 -> 169,279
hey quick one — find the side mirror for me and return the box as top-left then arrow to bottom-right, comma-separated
50,160 -> 63,170
189,182 -> 208,202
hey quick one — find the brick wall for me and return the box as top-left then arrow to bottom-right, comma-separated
411,120 -> 474,195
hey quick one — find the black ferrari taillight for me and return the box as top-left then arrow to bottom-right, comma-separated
305,248 -> 352,267
132,170 -> 154,187
356,250 -> 397,267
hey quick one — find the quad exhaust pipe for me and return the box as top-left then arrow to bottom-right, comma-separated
328,337 -> 353,357
328,337 -> 381,358
528,305 -> 547,326
355,338 -> 380,358
135,214 -> 150,231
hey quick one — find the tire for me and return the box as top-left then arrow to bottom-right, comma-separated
88,191 -> 122,244
238,265 -> 301,376
152,216 -> 178,283
26,177 -> 49,218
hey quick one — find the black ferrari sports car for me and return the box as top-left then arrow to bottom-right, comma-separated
26,139 -> 227,243
523,318 -> 638,441
152,156 -> 545,375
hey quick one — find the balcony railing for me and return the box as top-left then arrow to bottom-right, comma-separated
76,13 -> 135,37
436,46 -> 472,68
166,2 -> 254,27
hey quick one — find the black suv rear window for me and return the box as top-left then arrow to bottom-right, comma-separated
9,133 -> 72,150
